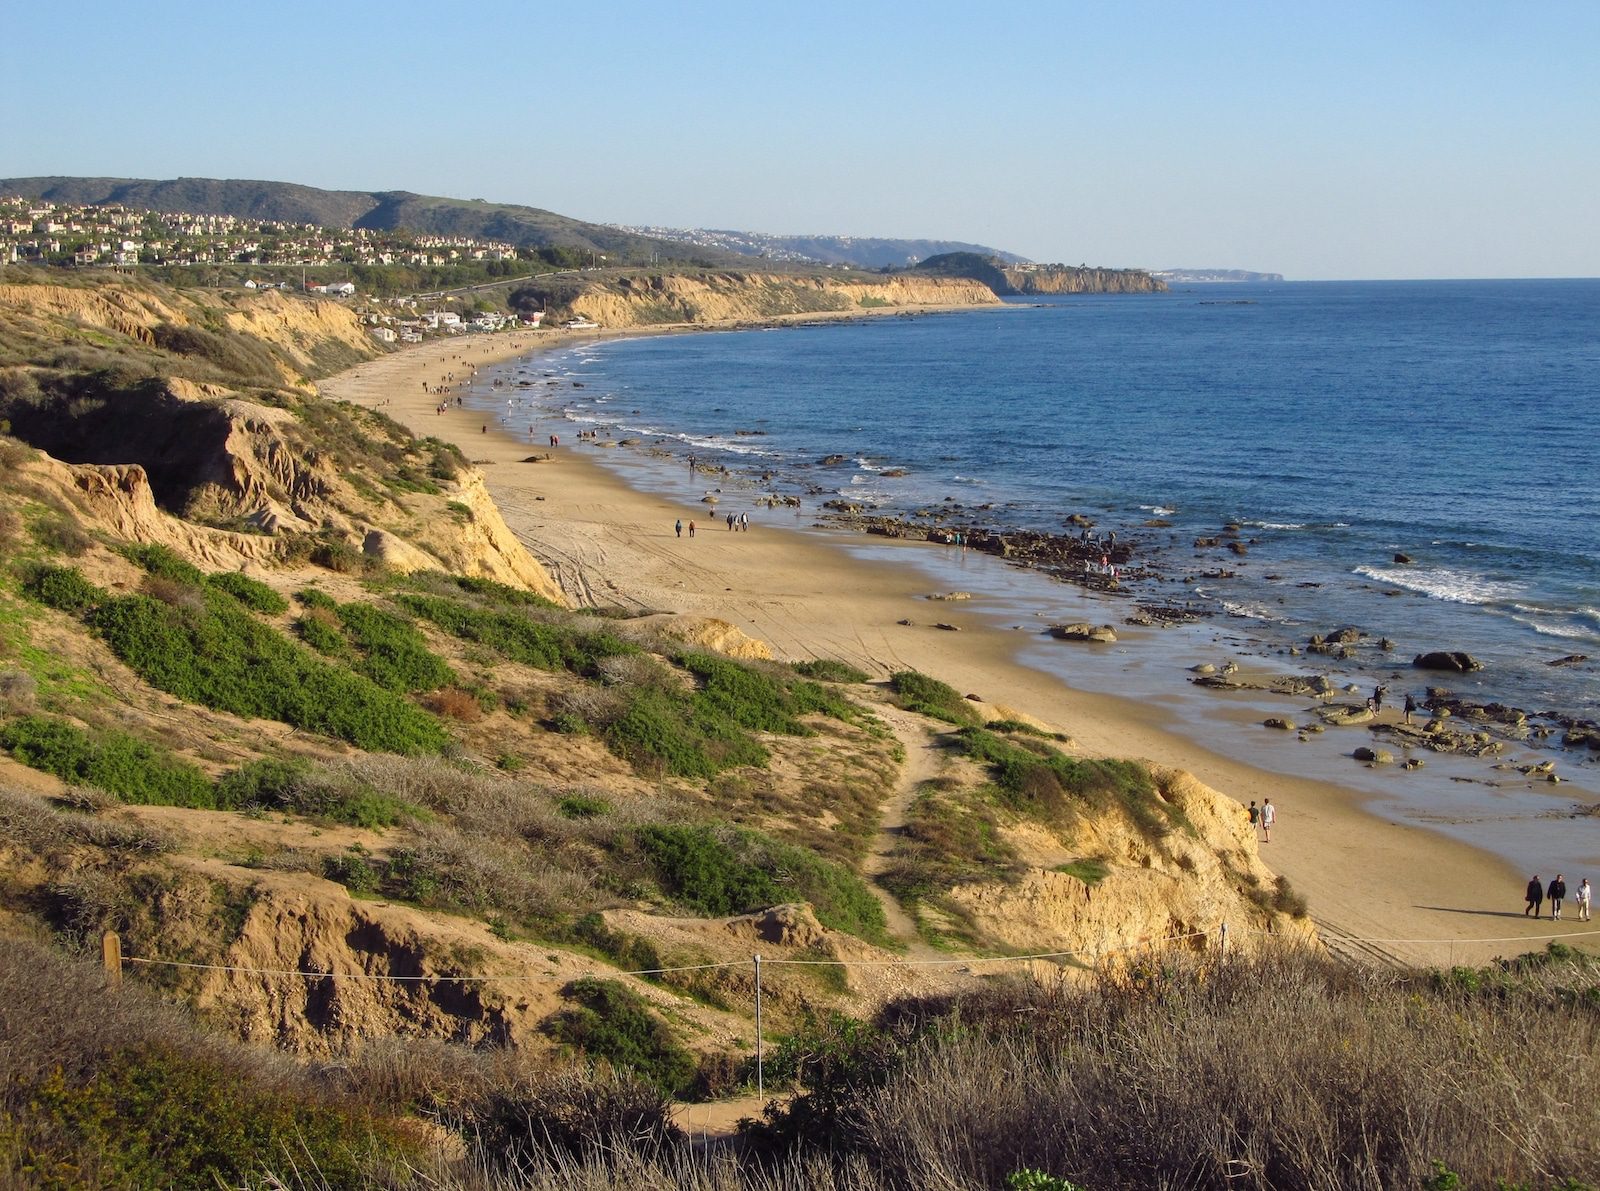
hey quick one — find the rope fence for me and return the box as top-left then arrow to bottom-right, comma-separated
102,921 -> 1600,1095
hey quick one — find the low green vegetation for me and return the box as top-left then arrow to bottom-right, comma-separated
22,564 -> 451,754
879,784 -> 1019,947
955,726 -> 1191,841
214,758 -> 419,828
791,658 -> 870,684
205,571 -> 288,614
1053,858 -> 1110,885
397,592 -> 637,676
889,669 -> 982,726
637,823 -> 887,943
0,714 -> 214,808
546,977 -> 697,1097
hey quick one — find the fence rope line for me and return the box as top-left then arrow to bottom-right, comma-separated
117,923 -> 1599,985
121,956 -> 746,981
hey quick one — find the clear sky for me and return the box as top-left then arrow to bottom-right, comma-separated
6,0 -> 1597,279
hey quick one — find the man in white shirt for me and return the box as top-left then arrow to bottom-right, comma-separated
1260,798 -> 1276,842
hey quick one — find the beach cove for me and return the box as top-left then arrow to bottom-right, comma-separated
324,315 -> 1600,969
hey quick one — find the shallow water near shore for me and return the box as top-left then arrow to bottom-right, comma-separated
463,282 -> 1600,878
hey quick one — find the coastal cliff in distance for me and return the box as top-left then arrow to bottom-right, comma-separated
1153,267 -> 1284,283
914,252 -> 1165,295
1003,264 -> 1167,294
509,268 -> 1001,328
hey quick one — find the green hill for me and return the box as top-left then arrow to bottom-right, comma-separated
0,175 -> 744,266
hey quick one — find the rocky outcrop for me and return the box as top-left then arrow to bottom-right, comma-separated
1414,651 -> 1483,673
943,768 -> 1315,958
1049,622 -> 1119,643
13,453 -> 279,571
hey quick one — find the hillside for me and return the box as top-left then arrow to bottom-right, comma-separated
611,225 -> 1031,269
0,175 -> 746,267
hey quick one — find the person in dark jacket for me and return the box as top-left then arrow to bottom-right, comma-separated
1547,874 -> 1568,920
1525,876 -> 1544,918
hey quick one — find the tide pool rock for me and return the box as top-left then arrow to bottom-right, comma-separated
1049,622 -> 1118,643
1414,650 -> 1483,673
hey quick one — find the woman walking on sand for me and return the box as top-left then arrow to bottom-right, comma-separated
1576,878 -> 1591,921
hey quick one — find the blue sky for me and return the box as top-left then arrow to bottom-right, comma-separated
6,0 -> 1597,279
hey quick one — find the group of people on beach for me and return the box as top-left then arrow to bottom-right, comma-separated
675,513 -> 751,538
1246,798 -> 1277,842
1525,874 -> 1591,921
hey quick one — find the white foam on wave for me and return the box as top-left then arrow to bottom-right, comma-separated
1353,564 -> 1525,605
1139,504 -> 1177,516
1508,614 -> 1600,643
1219,600 -> 1291,623
1251,521 -> 1306,531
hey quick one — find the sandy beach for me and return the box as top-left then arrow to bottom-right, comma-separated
324,329 -> 1599,969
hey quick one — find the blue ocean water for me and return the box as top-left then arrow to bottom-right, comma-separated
491,280 -> 1600,725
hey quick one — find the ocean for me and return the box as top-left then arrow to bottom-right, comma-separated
472,280 -> 1600,872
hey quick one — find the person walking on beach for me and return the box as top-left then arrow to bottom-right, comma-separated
674,519 -> 682,539
1259,798 -> 1275,842
726,513 -> 735,531
740,512 -> 748,532
1548,874 -> 1567,920
1525,875 -> 1543,917
1247,800 -> 1259,832
1577,878 -> 1591,922
1403,693 -> 1416,724
688,519 -> 696,538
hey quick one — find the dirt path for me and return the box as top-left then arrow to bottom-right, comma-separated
860,703 -> 951,961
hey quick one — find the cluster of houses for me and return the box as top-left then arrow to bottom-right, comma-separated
362,307 -> 544,345
0,195 -> 522,271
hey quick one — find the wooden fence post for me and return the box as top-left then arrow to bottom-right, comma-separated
102,930 -> 122,989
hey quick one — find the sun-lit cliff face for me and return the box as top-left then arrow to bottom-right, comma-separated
514,270 -> 1002,327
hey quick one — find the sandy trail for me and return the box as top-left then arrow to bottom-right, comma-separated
322,334 -> 1600,970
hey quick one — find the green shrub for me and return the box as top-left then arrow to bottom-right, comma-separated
679,650 -> 852,732
637,824 -> 886,942
397,593 -> 635,676
215,758 -> 416,828
86,588 -> 448,754
121,543 -> 206,586
296,587 -> 338,611
21,564 -> 105,613
205,571 -> 288,614
569,912 -> 662,974
547,978 -> 696,1097
450,573 -> 560,608
605,685 -> 768,778
297,611 -> 350,656
954,727 -> 1189,840
334,601 -> 453,693
0,714 -> 215,807
558,793 -> 610,819
1054,859 -> 1110,885
791,658 -> 870,684
890,670 -> 981,726
16,1041 -> 410,1190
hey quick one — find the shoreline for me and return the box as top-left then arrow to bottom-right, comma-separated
323,326 -> 1599,967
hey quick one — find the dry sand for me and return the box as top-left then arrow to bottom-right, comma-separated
324,330 -> 1600,968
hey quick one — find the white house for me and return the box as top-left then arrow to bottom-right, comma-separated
369,327 -> 397,343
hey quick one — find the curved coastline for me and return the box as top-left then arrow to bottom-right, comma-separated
323,324 -> 1600,969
